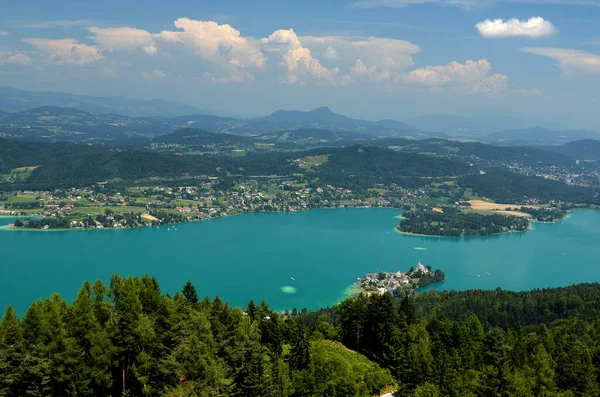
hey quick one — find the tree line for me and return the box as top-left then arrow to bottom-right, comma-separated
3,277 -> 600,396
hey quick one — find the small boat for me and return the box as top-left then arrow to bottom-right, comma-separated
486,272 -> 490,276
290,277 -> 295,281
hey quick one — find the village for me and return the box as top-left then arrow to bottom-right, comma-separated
0,176 -> 429,230
356,260 -> 446,298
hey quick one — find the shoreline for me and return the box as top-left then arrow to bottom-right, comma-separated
0,206 -> 405,232
0,205 -> 579,234
395,221 -> 536,238
394,208 -> 576,238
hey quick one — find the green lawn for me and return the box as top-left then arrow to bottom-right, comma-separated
4,194 -> 39,203
71,206 -> 146,215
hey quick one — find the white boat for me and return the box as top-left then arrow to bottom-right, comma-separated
290,277 -> 295,281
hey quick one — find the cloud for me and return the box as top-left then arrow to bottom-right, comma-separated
518,87 -> 541,95
261,29 -> 340,85
476,17 -> 557,38
81,18 -> 422,87
141,69 -> 167,79
351,0 -> 600,8
12,18 -> 509,95
88,27 -> 157,55
402,59 -> 508,94
299,35 -> 420,70
0,51 -> 32,66
157,18 -> 265,69
0,31 -> 8,37
522,47 -> 600,73
349,59 -> 392,81
23,38 -> 103,65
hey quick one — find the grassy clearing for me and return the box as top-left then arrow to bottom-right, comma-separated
170,199 -> 199,207
467,200 -> 542,218
298,155 -> 329,169
368,188 -> 388,194
260,186 -> 281,199
71,206 -> 146,215
4,194 -> 39,203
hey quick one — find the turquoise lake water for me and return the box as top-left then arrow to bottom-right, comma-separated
2,208 -> 600,314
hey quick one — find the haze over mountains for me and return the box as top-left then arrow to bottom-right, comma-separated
0,87 -> 203,117
0,87 -> 598,147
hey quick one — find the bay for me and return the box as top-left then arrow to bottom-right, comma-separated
1,208 -> 600,314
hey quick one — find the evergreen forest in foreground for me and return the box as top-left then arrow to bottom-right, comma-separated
2,276 -> 600,396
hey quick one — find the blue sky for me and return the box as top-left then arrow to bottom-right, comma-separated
1,0 -> 599,128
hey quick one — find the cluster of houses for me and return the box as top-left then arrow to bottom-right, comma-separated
358,261 -> 430,297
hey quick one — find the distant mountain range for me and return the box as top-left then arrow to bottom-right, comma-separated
0,104 -> 445,143
0,106 -> 173,142
402,114 -> 561,136
169,106 -> 443,139
544,139 -> 600,162
0,87 -> 598,146
482,127 -> 600,146
0,87 -> 203,117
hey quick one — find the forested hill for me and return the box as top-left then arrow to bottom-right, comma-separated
548,139 -> 600,161
3,277 -> 600,396
315,145 -> 472,189
459,168 -> 600,204
371,138 -> 576,167
153,128 -> 254,147
0,138 -> 473,190
0,106 -> 173,141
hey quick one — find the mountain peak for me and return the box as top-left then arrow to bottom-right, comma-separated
310,106 -> 334,114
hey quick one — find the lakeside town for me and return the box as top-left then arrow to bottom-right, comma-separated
355,260 -> 446,298
0,153 -> 595,232
0,176 -> 430,230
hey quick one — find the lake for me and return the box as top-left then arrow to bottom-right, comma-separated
2,208 -> 600,314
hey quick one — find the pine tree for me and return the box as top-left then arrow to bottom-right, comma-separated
0,306 -> 21,396
182,280 -> 199,305
290,320 -> 310,371
247,300 -> 257,322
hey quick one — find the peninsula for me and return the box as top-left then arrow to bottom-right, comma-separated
355,260 -> 445,298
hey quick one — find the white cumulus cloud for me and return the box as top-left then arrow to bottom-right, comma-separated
157,18 -> 265,69
88,26 -> 157,55
261,29 -> 340,85
403,59 -> 508,94
522,47 -> 600,73
23,38 -> 103,65
0,30 -> 8,37
476,17 -> 557,38
0,51 -> 32,66
12,18 -> 511,96
299,35 -> 420,70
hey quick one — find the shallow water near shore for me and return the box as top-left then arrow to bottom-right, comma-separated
2,208 -> 600,314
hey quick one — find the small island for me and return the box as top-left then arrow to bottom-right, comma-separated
397,203 -> 568,237
355,260 -> 445,298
